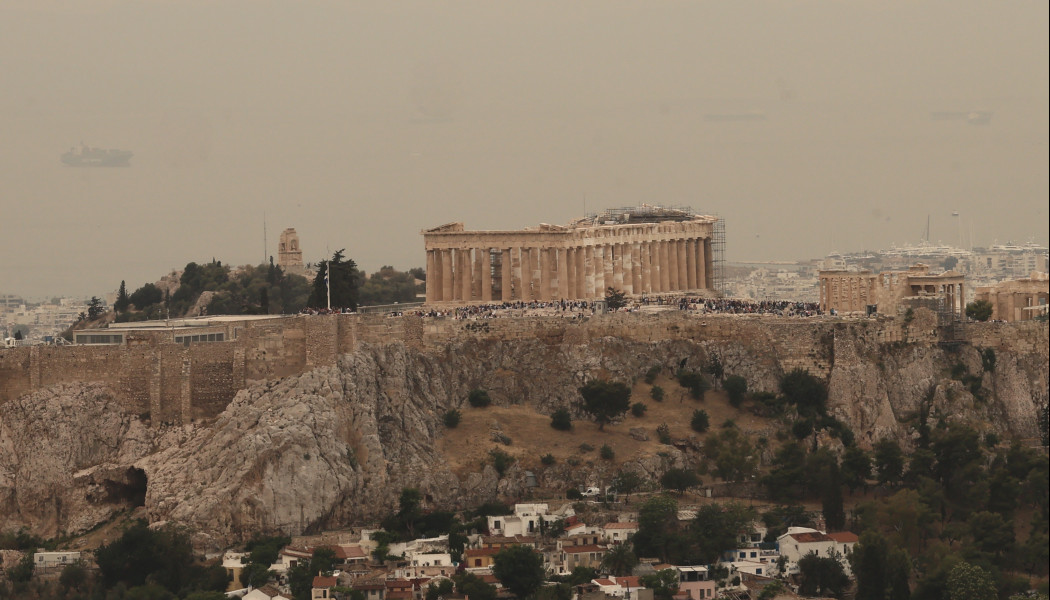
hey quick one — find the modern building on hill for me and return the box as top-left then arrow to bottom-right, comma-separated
422,205 -> 719,304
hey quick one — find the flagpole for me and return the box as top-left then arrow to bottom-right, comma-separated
326,260 -> 331,310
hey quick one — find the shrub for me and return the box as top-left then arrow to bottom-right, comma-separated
541,453 -> 556,466
579,443 -> 595,453
676,369 -> 710,400
566,456 -> 581,466
724,375 -> 748,407
468,389 -> 492,408
632,402 -> 648,417
691,410 -> 710,433
660,467 -> 701,493
443,409 -> 462,428
721,419 -> 736,429
489,449 -> 513,476
493,432 -> 512,445
656,423 -> 672,444
644,365 -> 662,384
550,408 -> 573,431
600,444 -> 615,460
650,386 -> 665,402
566,488 -> 583,500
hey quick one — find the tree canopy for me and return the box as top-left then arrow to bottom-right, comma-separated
578,379 -> 632,430
309,249 -> 362,310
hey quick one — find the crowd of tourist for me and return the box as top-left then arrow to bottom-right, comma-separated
300,296 -> 824,319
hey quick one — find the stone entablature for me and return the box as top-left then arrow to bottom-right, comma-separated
818,263 -> 965,317
422,210 -> 717,304
975,272 -> 1049,322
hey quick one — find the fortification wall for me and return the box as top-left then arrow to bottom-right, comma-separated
1,313 -> 1045,425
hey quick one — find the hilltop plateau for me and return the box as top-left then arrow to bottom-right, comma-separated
0,311 -> 1046,552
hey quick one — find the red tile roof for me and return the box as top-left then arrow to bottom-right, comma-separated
789,532 -> 831,543
604,522 -> 639,529
827,532 -> 859,543
313,575 -> 338,588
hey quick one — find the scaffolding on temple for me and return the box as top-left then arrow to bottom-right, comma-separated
711,215 -> 726,297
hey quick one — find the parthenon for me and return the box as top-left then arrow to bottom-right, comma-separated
423,206 -> 718,304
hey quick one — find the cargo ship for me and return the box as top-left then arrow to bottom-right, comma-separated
61,144 -> 133,167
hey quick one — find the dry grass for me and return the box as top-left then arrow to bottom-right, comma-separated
437,374 -> 777,477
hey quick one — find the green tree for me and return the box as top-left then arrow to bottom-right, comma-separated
634,495 -> 681,563
468,389 -> 492,408
703,427 -> 759,485
129,284 -> 163,310
359,266 -> 425,305
763,442 -> 808,501
578,380 -> 632,431
690,409 -> 710,433
946,562 -> 996,600
780,368 -> 828,419
426,579 -> 454,600
240,562 -> 272,588
115,280 -> 130,313
639,569 -> 679,600
453,572 -> 497,600
59,562 -> 89,592
851,530 -> 911,600
87,295 -> 106,319
309,249 -> 362,310
841,446 -> 872,494
601,543 -> 639,576
660,468 -> 700,494
611,471 -> 644,503
676,370 -> 709,400
605,287 -> 628,310
874,438 -> 906,486
493,545 -> 545,598
724,375 -> 748,407
443,409 -> 462,428
690,502 -> 756,565
965,300 -> 993,322
797,552 -> 850,598
550,408 -> 573,431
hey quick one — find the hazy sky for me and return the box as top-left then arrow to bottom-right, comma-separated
2,0 -> 1047,299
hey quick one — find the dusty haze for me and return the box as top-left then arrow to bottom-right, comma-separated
1,0 -> 1047,298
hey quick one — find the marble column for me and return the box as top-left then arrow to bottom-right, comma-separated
604,244 -> 615,295
459,248 -> 472,301
641,242 -> 652,294
677,240 -> 688,291
621,243 -> 634,295
501,249 -> 513,302
473,249 -> 485,300
575,247 -> 587,299
631,242 -> 642,293
648,241 -> 660,292
593,244 -> 606,297
441,249 -> 453,302
558,248 -> 571,300
685,240 -> 697,290
667,239 -> 680,291
425,249 -> 436,302
520,247 -> 533,301
659,241 -> 671,292
539,248 -> 552,301
612,244 -> 625,291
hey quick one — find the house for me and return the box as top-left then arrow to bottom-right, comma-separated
353,581 -> 387,600
476,535 -> 537,550
602,522 -> 639,544
276,547 -> 313,572
776,528 -> 856,575
592,576 -> 652,600
560,544 -> 608,571
674,566 -> 717,600
312,575 -> 338,600
244,587 -> 291,600
487,504 -> 561,536
386,579 -> 414,600
463,547 -> 499,571
33,551 -> 81,570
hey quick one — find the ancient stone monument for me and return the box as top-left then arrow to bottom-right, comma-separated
278,228 -> 304,269
422,205 -> 718,304
818,263 -> 965,316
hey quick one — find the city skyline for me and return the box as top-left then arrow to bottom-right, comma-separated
1,0 -> 1047,298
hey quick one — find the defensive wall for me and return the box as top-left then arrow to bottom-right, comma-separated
1,312 -> 1045,425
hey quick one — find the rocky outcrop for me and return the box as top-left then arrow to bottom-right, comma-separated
0,319 -> 1045,548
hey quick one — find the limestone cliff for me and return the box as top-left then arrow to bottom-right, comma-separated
0,317 -> 1045,549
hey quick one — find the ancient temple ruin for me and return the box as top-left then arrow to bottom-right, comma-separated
422,206 -> 719,304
